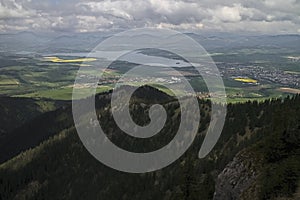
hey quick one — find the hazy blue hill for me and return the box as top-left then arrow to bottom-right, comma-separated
1,32 -> 299,54
0,32 -> 52,53
185,32 -> 300,52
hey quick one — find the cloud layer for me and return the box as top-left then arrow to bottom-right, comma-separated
0,0 -> 299,33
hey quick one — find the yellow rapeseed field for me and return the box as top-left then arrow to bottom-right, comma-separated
44,57 -> 97,63
234,78 -> 258,83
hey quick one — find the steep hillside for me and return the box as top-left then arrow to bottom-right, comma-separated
0,96 -> 67,137
0,85 -> 174,164
0,88 -> 299,200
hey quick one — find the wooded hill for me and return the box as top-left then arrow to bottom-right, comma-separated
0,86 -> 299,200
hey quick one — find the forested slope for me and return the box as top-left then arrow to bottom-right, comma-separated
0,87 -> 299,200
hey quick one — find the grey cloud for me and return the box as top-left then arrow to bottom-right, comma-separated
0,0 -> 35,20
0,0 -> 299,33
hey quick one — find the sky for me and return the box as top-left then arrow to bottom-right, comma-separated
0,0 -> 299,34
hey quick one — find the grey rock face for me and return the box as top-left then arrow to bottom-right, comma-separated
213,150 -> 262,200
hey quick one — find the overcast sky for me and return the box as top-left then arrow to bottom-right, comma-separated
0,0 -> 299,34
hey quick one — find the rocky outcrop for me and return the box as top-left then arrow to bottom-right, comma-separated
213,149 -> 263,200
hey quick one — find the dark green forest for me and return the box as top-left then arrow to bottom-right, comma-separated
0,86 -> 299,200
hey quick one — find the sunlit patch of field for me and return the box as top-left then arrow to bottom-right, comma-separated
285,56 -> 300,60
234,78 -> 258,84
249,92 -> 263,97
0,76 -> 20,85
278,87 -> 300,94
224,83 -> 290,103
0,80 -> 19,86
16,85 -> 113,100
284,71 -> 300,75
44,57 -> 97,63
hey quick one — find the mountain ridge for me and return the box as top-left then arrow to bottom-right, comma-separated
0,88 -> 299,200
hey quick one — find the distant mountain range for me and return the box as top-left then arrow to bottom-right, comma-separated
1,31 -> 299,54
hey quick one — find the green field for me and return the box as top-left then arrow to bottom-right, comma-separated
0,54 -> 298,103
15,85 -> 114,100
